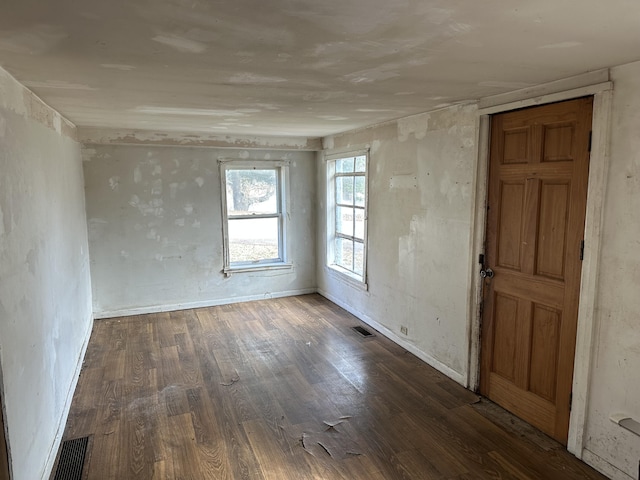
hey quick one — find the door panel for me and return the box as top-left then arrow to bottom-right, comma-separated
529,304 -> 561,401
543,123 -> 575,162
492,293 -> 519,382
481,97 -> 593,445
537,182 -> 570,279
497,182 -> 525,270
503,128 -> 529,164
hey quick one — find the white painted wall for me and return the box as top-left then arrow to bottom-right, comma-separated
579,61 -> 640,480
317,66 -> 640,479
0,68 -> 93,479
83,144 -> 316,316
317,105 -> 479,385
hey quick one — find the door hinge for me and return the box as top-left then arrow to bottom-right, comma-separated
579,240 -> 585,261
588,131 -> 593,152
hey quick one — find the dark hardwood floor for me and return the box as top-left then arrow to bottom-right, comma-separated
62,294 -> 606,479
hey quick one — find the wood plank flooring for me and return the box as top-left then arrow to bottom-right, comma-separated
62,294 -> 606,479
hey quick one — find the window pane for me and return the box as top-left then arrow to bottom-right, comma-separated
336,176 -> 354,205
328,154 -> 367,281
229,217 -> 279,263
336,206 -> 354,236
226,169 -> 278,215
336,157 -> 354,173
354,241 -> 364,276
335,237 -> 354,271
354,176 -> 365,207
354,208 -> 365,239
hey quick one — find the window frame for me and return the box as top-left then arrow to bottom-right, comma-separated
326,149 -> 369,288
219,159 -> 291,275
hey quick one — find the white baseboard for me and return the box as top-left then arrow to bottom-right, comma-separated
581,448 -> 635,480
42,312 -> 94,480
318,289 -> 467,387
93,288 -> 318,319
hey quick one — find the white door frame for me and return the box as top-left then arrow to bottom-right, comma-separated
467,73 -> 613,457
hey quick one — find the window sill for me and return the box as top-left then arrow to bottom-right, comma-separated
326,265 -> 368,292
224,262 -> 293,277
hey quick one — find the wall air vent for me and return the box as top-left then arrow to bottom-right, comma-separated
53,436 -> 89,480
352,326 -> 374,337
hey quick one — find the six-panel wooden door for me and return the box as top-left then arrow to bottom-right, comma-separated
480,97 -> 593,444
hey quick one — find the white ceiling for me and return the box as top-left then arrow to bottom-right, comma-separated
1,0 -> 640,137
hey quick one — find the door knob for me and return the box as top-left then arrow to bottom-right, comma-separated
480,268 -> 494,278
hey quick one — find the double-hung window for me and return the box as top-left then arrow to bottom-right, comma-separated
220,160 -> 289,274
327,151 -> 368,284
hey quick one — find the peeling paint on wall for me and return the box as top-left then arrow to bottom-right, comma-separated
0,67 -> 76,139
78,127 -> 322,151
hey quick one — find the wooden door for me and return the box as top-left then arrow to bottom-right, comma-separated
480,97 -> 593,444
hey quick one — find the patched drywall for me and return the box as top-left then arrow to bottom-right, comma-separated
83,144 -> 316,316
0,67 -> 93,480
318,104 -> 478,383
581,61 -> 640,480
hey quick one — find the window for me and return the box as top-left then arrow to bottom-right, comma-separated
327,151 -> 368,283
220,160 -> 290,273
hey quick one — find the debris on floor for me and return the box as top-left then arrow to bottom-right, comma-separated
287,417 -> 363,460
323,420 -> 344,430
220,370 -> 240,386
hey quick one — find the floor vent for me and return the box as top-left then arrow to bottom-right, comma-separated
352,326 -> 374,337
53,436 -> 89,480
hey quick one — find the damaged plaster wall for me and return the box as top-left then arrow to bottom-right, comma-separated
0,67 -> 93,480
317,104 -> 479,384
83,143 -> 316,316
581,60 -> 640,480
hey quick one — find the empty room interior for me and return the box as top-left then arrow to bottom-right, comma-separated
1,0 -> 640,479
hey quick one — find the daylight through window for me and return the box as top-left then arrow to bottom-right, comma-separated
328,153 -> 368,282
221,162 -> 288,272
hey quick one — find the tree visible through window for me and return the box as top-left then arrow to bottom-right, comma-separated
221,162 -> 288,271
328,153 -> 367,281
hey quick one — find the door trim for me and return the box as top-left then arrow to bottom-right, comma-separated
468,81 -> 613,458
0,403 -> 8,480
0,362 -> 10,480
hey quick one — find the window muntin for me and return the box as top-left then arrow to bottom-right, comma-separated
328,152 -> 368,282
220,162 -> 288,272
